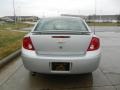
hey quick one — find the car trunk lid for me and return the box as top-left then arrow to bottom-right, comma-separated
30,31 -> 92,56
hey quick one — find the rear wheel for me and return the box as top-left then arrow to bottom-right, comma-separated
84,72 -> 93,77
30,72 -> 37,76
86,72 -> 92,75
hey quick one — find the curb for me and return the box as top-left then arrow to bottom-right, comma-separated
0,49 -> 21,68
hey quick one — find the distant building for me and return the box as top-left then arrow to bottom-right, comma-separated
87,15 -> 118,23
0,17 -> 14,22
2,16 -> 39,22
61,14 -> 119,23
61,14 -> 88,20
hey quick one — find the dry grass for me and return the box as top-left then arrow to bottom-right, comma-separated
0,22 -> 33,30
0,30 -> 27,60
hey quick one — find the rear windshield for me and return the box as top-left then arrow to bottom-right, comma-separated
35,18 -> 88,32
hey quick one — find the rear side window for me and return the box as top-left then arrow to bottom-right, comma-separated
35,18 -> 88,32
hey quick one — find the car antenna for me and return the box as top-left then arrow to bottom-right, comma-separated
94,0 -> 96,34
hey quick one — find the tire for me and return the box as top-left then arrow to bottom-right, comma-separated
30,71 -> 37,76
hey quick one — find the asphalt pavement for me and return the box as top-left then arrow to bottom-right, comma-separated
0,26 -> 120,90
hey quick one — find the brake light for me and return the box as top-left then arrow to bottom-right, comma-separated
23,37 -> 35,50
87,37 -> 100,51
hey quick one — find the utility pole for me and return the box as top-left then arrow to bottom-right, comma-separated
94,0 -> 97,34
13,0 -> 16,24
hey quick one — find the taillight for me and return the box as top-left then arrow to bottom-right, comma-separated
87,37 -> 100,51
23,37 -> 35,50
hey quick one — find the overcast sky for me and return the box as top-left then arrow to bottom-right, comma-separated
0,0 -> 120,17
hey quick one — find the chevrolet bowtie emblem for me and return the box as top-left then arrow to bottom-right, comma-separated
57,39 -> 65,43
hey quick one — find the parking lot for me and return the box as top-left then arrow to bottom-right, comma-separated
0,26 -> 120,90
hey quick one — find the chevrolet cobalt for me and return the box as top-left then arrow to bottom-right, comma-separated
21,17 -> 101,74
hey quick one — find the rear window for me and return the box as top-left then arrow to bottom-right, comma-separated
35,18 -> 88,32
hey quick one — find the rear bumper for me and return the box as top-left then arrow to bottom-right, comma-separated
21,48 -> 101,74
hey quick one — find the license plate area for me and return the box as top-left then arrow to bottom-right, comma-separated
51,62 -> 70,71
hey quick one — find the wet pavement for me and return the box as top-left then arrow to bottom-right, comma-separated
0,27 -> 120,90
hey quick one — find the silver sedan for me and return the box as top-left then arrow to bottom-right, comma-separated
21,17 -> 101,74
